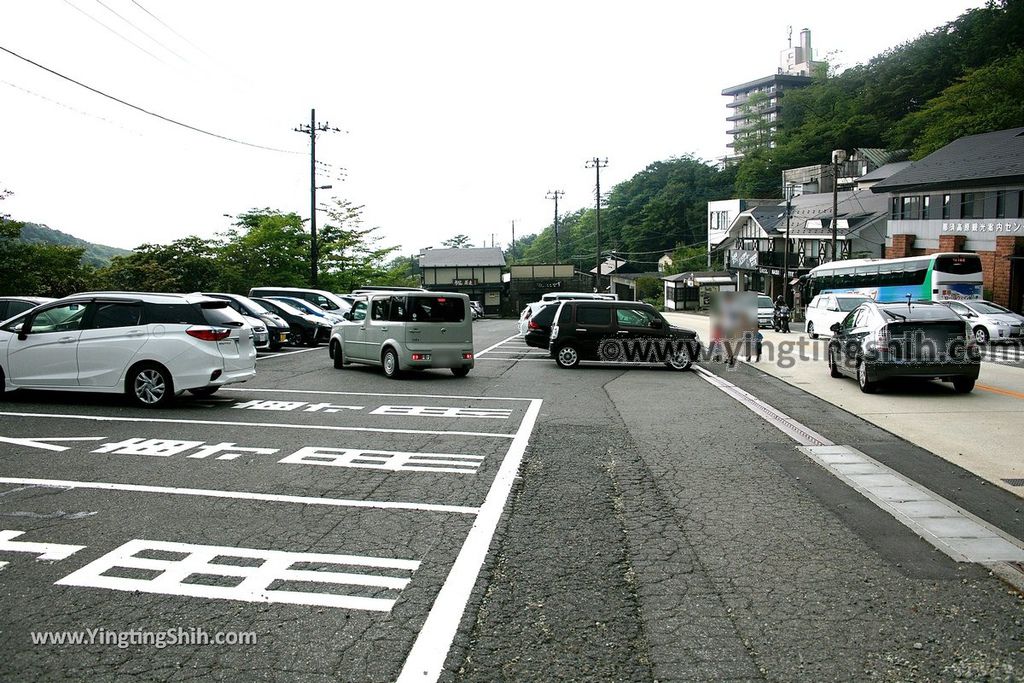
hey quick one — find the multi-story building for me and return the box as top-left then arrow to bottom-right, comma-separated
722,28 -> 825,161
871,126 -> 1024,311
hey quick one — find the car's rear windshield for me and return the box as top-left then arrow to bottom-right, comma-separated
407,296 -> 465,323
532,305 -> 557,325
881,304 -> 958,321
200,301 -> 245,327
837,297 -> 870,311
757,296 -> 773,308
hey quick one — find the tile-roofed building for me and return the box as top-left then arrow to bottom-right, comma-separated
417,247 -> 506,268
869,127 -> 1024,311
417,247 -> 507,313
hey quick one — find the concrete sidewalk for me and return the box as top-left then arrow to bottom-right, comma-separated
665,311 -> 1024,497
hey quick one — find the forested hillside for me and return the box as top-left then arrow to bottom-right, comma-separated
19,222 -> 128,266
516,0 -> 1024,267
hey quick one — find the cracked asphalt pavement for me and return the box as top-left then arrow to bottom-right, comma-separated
0,319 -> 1021,681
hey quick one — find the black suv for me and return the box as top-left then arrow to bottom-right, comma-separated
827,300 -> 981,393
548,300 -> 700,370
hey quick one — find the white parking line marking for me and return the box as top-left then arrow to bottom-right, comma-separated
800,446 -> 1024,563
0,478 -> 480,515
256,347 -> 324,360
371,406 -> 513,419
474,334 -> 522,357
397,397 -> 543,682
0,529 -> 86,561
56,539 -> 420,611
218,387 -> 534,402
0,561 -> 6,572
280,448 -> 484,474
0,436 -> 106,452
0,412 -> 514,440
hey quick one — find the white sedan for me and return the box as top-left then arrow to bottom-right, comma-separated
939,299 -> 1024,344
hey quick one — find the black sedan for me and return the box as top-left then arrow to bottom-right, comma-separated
827,300 -> 981,393
252,297 -> 331,347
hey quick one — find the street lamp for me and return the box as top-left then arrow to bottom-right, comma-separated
831,149 -> 847,262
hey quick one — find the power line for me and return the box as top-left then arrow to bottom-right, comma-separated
94,0 -> 190,63
0,44 -> 302,155
1,79 -> 143,136
61,0 -> 164,63
129,0 -> 213,59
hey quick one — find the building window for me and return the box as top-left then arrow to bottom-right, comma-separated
960,192 -> 975,219
921,195 -> 930,219
996,190 -> 1006,218
890,198 -> 899,220
900,196 -> 920,220
1019,190 -> 1024,218
942,194 -> 951,219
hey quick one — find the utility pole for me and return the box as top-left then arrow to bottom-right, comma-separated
783,184 -> 794,304
545,190 -> 564,262
830,149 -> 847,263
585,158 -> 608,289
293,108 -> 341,286
511,220 -> 516,261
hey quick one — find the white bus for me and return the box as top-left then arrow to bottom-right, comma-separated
806,253 -> 983,303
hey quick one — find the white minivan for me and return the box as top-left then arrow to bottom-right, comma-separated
329,291 -> 474,378
0,292 -> 256,407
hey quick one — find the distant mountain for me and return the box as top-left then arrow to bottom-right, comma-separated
18,222 -> 129,267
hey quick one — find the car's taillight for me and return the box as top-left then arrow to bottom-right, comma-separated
411,353 -> 430,361
462,353 -> 473,360
187,326 -> 231,342
528,319 -> 540,330
875,326 -> 889,352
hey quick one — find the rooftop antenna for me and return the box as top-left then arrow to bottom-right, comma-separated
787,25 -> 793,49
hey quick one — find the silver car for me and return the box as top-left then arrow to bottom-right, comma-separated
329,291 -> 475,378
938,299 -> 1024,344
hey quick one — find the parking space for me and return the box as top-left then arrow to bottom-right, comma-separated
0,371 -> 541,681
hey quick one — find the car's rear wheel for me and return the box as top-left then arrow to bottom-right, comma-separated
382,348 -> 401,379
857,359 -> 877,394
188,387 -> 219,397
451,367 -> 470,377
807,322 -> 817,340
288,327 -> 303,346
973,326 -> 989,345
331,340 -> 346,369
952,377 -> 975,393
127,362 -> 174,408
305,331 -> 320,347
555,344 -> 580,369
828,347 -> 842,378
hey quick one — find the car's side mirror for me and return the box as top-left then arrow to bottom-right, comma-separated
828,306 -> 840,312
342,311 -> 352,321
650,319 -> 664,329
965,311 -> 977,318
830,323 -> 841,332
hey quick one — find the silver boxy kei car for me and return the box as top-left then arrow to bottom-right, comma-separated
329,291 -> 475,378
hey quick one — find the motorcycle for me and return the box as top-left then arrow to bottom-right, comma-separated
773,305 -> 791,333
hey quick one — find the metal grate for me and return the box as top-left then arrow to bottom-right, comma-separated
1002,478 -> 1024,487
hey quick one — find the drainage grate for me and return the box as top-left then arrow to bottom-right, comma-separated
1002,478 -> 1024,487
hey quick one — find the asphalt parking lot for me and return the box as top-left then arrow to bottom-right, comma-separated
1,319 -> 1023,681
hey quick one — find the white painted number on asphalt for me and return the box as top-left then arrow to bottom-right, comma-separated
0,530 -> 86,561
233,400 -> 363,412
371,406 -> 513,419
280,447 -> 485,474
56,539 -> 421,611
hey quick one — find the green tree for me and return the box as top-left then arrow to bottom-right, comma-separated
895,50 -> 1024,158
216,209 -> 310,293
96,236 -> 219,293
316,199 -> 398,292
442,234 -> 472,248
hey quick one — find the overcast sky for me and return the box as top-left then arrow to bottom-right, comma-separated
1,0 -> 986,257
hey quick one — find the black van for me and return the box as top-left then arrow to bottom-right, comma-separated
548,300 -> 700,370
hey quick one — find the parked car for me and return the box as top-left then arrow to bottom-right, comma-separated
202,292 -> 290,350
805,293 -> 872,339
350,286 -> 426,296
938,299 -> 1024,344
470,301 -> 484,320
248,287 -> 352,315
251,297 -> 331,346
519,301 -> 550,336
267,296 -> 346,325
0,292 -> 256,407
0,296 -> 55,322
756,294 -> 775,328
826,300 -> 980,394
329,291 -> 474,378
540,292 -> 612,303
548,300 -> 700,371
523,303 -> 559,348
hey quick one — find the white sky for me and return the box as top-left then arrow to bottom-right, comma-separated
1,0 -> 986,256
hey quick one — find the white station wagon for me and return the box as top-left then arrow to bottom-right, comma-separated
0,292 -> 256,407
